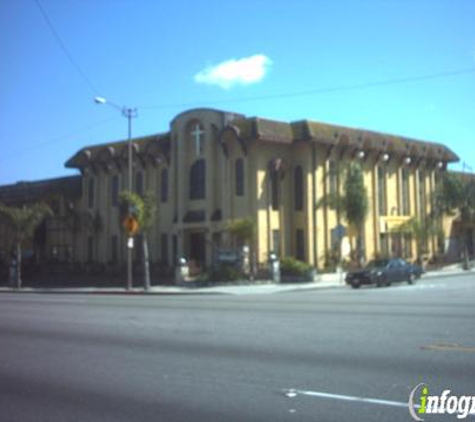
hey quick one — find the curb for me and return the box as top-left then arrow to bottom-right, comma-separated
0,269 -> 471,296
0,281 -> 344,296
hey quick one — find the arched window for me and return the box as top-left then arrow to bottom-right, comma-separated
295,229 -> 305,261
135,171 -> 144,196
189,159 -> 206,200
294,166 -> 304,211
111,175 -> 119,206
378,166 -> 387,215
87,177 -> 95,208
329,161 -> 338,195
235,158 -> 244,196
418,170 -> 426,219
401,168 -> 410,215
161,168 -> 168,203
110,235 -> 118,263
271,169 -> 279,210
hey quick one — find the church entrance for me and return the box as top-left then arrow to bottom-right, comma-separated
188,231 -> 206,274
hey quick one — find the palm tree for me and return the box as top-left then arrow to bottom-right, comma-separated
119,191 -> 156,290
226,218 -> 255,247
318,162 -> 368,266
392,216 -> 438,265
0,202 -> 52,288
344,163 -> 369,265
435,172 -> 475,269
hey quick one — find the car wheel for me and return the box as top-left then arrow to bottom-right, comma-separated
408,273 -> 416,285
351,281 -> 360,289
376,277 -> 385,288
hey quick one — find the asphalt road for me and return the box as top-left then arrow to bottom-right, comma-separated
0,274 -> 474,422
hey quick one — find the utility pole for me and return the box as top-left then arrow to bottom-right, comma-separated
95,97 -> 138,290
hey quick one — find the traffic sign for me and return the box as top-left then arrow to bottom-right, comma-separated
123,215 -> 139,236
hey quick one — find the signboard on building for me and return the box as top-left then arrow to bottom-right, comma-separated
217,249 -> 240,264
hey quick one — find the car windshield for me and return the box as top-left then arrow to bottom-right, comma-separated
365,259 -> 389,269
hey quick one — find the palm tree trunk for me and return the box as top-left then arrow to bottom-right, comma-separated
357,225 -> 364,267
142,235 -> 151,290
16,242 -> 22,289
463,231 -> 470,270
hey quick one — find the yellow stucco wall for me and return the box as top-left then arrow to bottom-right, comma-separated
63,109 -> 457,273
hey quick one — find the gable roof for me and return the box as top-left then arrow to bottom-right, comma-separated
65,132 -> 171,169
65,109 -> 459,168
230,116 -> 459,162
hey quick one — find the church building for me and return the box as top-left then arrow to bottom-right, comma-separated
62,108 -> 460,273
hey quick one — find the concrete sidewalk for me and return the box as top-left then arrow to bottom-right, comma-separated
0,264 -> 472,296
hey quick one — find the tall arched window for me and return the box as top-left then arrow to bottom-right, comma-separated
111,175 -> 119,206
135,171 -> 144,196
235,158 -> 244,196
271,169 -> 279,210
87,177 -> 95,208
189,159 -> 206,200
160,168 -> 168,203
401,168 -> 410,215
418,170 -> 426,219
378,166 -> 387,215
329,161 -> 338,195
294,166 -> 304,211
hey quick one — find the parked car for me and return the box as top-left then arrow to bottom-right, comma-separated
345,258 -> 423,288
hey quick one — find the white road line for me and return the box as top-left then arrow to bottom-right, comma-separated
283,388 -> 416,409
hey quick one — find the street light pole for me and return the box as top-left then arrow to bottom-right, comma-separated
94,97 -> 137,291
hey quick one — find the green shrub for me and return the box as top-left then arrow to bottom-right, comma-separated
203,264 -> 243,283
280,257 -> 313,276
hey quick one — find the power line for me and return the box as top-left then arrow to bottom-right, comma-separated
0,116 -> 120,162
141,67 -> 475,110
34,0 -> 100,95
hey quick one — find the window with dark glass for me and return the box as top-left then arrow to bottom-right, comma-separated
189,159 -> 206,200
295,229 -> 305,261
272,229 -> 281,257
271,170 -> 280,210
50,199 -> 60,215
235,158 -> 244,196
329,161 -> 338,195
403,233 -> 412,259
401,168 -> 410,215
418,170 -> 426,218
88,177 -> 95,208
111,235 -> 118,263
379,233 -> 389,257
161,234 -> 168,266
294,166 -> 304,211
111,175 -> 119,206
172,235 -> 177,266
161,168 -> 168,203
135,171 -> 144,196
378,166 -> 387,215
87,236 -> 94,262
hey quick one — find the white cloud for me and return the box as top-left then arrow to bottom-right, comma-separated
194,54 -> 272,89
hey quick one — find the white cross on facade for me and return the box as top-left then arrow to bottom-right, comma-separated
191,123 -> 205,156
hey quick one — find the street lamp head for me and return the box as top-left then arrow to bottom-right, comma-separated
94,96 -> 107,104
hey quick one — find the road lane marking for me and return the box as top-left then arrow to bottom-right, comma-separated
283,388 -> 416,409
421,343 -> 475,353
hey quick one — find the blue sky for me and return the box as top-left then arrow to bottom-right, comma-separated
1,0 -> 474,185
